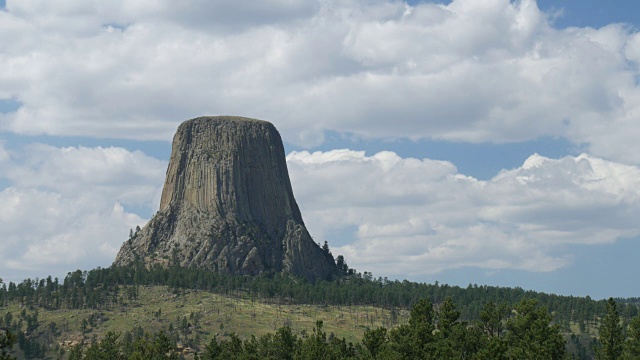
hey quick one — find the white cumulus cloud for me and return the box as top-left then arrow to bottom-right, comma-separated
1,0 -> 640,163
0,144 -> 166,282
2,143 -> 639,282
287,150 -> 640,277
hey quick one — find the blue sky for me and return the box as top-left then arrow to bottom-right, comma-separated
1,0 -> 640,299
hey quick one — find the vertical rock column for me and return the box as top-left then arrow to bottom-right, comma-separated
114,116 -> 336,282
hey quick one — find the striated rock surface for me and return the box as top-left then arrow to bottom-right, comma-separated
114,116 -> 337,281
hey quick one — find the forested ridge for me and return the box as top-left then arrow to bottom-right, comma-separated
1,264 -> 639,359
2,264 -> 638,324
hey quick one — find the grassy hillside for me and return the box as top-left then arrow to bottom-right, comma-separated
2,265 -> 636,359
1,285 -> 410,358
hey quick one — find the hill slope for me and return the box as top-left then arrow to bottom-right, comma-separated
2,265 -> 638,358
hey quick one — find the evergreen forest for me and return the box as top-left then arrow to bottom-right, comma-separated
1,263 -> 640,359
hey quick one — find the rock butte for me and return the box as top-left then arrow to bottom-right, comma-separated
113,116 -> 337,281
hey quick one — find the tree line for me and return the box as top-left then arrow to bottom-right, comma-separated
1,264 -> 638,326
2,264 -> 640,358
3,295 -> 640,359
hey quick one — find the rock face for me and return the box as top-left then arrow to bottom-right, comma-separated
114,116 -> 337,281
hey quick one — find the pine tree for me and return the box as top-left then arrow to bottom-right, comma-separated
273,325 -> 297,360
363,326 -> 387,358
623,315 -> 640,360
387,297 -> 436,358
0,327 -> 16,360
433,296 -> 464,359
597,298 -> 624,360
504,298 -> 565,359
322,241 -> 330,255
623,314 -> 640,359
202,335 -> 222,359
480,301 -> 507,338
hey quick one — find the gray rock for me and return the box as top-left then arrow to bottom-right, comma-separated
113,116 -> 337,282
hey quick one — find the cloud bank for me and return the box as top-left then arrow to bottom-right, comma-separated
1,143 -> 639,282
0,144 -> 166,281
287,150 -> 640,277
1,0 -> 640,163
